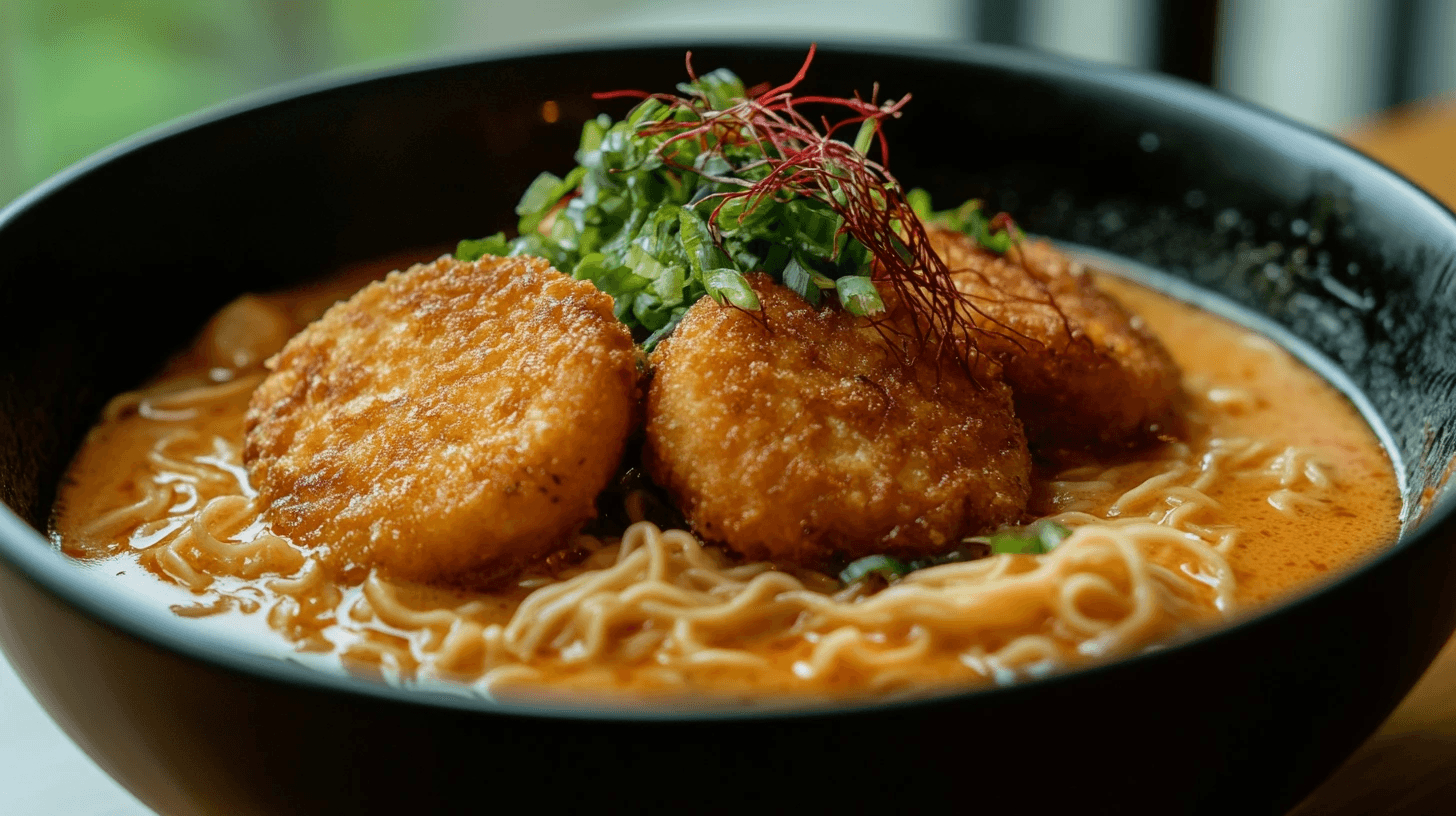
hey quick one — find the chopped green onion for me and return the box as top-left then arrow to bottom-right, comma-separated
516,168 -> 587,235
548,212 -> 580,249
920,196 -> 1022,256
810,271 -> 838,290
852,118 -> 878,156
712,197 -> 750,233
459,64 -> 1012,349
834,522 -> 1071,588
980,229 -> 1013,254
612,291 -> 637,323
580,258 -> 651,299
455,233 -> 509,261
836,237 -> 872,276
759,243 -> 791,276
577,114 -> 611,158
704,268 -> 760,309
728,245 -> 762,273
678,208 -> 727,281
984,521 -> 1072,555
782,257 -> 821,306
906,187 -> 934,222
835,275 -> 885,316
625,99 -> 664,129
839,554 -> 911,585
695,153 -> 734,179
653,263 -> 686,303
788,202 -> 843,258
679,67 -> 745,111
632,291 -> 675,330
624,242 -> 668,281
516,172 -> 564,216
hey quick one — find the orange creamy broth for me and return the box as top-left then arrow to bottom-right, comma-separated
1092,275 -> 1400,604
48,253 -> 1402,699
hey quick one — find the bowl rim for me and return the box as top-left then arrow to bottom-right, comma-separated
3,35 -> 1455,723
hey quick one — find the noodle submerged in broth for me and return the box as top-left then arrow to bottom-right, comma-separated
47,58 -> 1401,705
50,257 -> 1400,704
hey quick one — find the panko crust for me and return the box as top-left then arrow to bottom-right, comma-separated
644,275 -> 1031,567
929,227 -> 1183,453
244,255 -> 639,584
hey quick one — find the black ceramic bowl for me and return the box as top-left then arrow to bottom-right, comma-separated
2,41 -> 1455,816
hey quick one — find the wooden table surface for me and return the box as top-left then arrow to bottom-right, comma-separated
1290,96 -> 1456,815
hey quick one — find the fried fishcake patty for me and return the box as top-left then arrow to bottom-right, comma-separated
929,227 -> 1182,453
645,275 -> 1031,567
244,255 -> 639,584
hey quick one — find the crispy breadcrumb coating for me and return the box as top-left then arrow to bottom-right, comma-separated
929,227 -> 1182,453
644,274 -> 1030,567
244,255 -> 639,584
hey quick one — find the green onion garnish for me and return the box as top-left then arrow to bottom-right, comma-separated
456,233 -> 509,261
839,554 -> 911,585
838,521 -> 1071,588
835,275 -> 885,317
453,47 -> 1013,367
984,520 -> 1072,555
911,189 -> 1025,256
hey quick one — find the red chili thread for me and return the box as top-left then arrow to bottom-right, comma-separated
595,46 -> 1075,380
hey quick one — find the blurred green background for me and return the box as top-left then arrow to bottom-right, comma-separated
0,1 -> 450,205
0,0 -> 681,207
4,0 -> 1453,210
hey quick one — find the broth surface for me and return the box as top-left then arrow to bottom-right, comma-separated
50,252 -> 1401,704
1094,276 -> 1398,605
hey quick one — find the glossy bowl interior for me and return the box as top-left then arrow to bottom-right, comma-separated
3,40 -> 1456,815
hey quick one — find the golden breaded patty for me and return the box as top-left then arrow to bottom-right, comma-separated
244,255 -> 639,584
645,275 -> 1031,567
929,227 -> 1182,453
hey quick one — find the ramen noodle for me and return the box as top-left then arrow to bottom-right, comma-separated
49,256 -> 1401,705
